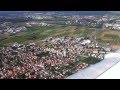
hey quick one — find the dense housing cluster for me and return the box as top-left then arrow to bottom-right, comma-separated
0,36 -> 111,79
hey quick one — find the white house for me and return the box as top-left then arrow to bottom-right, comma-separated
81,39 -> 91,45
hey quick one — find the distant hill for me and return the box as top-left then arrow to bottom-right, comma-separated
109,11 -> 120,15
58,11 -> 112,15
0,11 -> 24,16
0,11 -> 119,16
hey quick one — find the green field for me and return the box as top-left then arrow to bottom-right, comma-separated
96,30 -> 120,45
0,25 -> 96,46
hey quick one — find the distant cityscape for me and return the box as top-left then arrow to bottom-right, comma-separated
1,11 -> 120,35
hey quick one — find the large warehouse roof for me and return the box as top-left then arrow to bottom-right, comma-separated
66,49 -> 120,79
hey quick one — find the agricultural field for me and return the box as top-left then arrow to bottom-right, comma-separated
0,25 -> 96,46
96,30 -> 120,45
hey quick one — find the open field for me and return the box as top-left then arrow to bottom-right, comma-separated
0,25 -> 96,46
1,25 -> 120,47
96,30 -> 120,45
111,45 -> 120,51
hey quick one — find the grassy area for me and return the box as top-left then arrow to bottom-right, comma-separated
1,25 -> 120,46
79,56 -> 101,64
0,25 -> 64,45
96,30 -> 120,45
0,25 -> 96,46
74,27 -> 96,37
